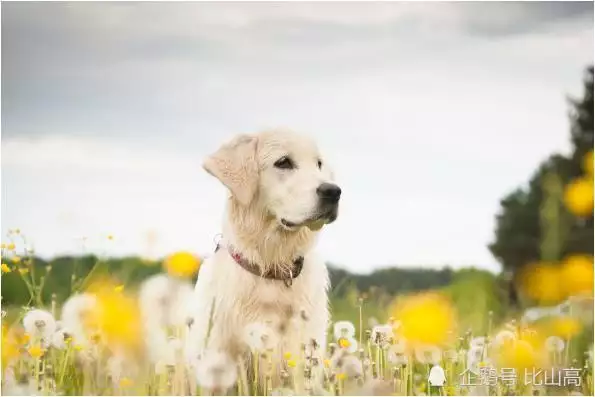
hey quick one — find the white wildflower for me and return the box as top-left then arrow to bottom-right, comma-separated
387,345 -> 408,366
466,345 -> 484,375
22,309 -> 56,347
195,349 -> 237,393
60,293 -> 97,347
341,355 -> 364,378
333,321 -> 356,340
51,328 -> 72,350
242,322 -> 279,352
545,336 -> 565,353
371,324 -> 393,347
492,329 -> 516,348
414,345 -> 442,365
470,336 -> 486,349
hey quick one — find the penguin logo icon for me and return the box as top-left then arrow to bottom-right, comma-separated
428,364 -> 446,387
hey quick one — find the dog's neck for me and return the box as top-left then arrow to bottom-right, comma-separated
222,197 -> 317,274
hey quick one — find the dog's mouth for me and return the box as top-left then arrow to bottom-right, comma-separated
280,210 -> 338,231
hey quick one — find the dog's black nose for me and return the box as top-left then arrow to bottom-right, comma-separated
317,183 -> 341,203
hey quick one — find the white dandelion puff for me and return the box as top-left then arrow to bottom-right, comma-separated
466,345 -> 484,375
371,324 -> 393,347
242,322 -> 279,352
60,293 -> 97,347
492,329 -> 516,348
51,328 -> 72,350
387,345 -> 408,366
195,349 -> 238,393
333,321 -> 356,340
470,336 -> 486,349
545,336 -> 565,353
340,355 -> 364,379
23,309 -> 57,347
414,345 -> 442,365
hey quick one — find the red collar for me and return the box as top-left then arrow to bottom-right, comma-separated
215,243 -> 304,287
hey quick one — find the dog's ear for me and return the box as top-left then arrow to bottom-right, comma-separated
203,134 -> 259,205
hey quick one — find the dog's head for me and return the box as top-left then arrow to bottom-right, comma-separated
203,130 -> 341,231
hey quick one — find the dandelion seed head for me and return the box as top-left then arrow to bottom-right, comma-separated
22,309 -> 56,347
333,321 -> 356,340
195,349 -> 237,392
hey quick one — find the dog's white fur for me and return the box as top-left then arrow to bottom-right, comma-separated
185,130 -> 337,374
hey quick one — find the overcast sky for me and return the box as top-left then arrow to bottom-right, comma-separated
1,2 -> 593,274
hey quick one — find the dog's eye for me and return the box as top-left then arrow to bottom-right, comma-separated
274,156 -> 294,170
317,159 -> 322,169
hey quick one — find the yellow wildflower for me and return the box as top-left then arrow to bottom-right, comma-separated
12,256 -> 21,264
338,337 -> 351,349
1,328 -> 19,370
7,243 -> 15,251
564,177 -> 593,217
86,278 -> 143,352
323,359 -> 331,368
392,291 -> 456,346
74,345 -> 83,351
498,340 -> 535,372
28,345 -> 44,358
164,251 -> 201,278
518,262 -> 564,305
283,352 -> 292,360
560,255 -> 594,297
21,333 -> 30,345
548,316 -> 582,340
287,359 -> 296,368
18,268 -> 29,275
119,377 -> 133,388
336,373 -> 346,381
114,285 -> 124,293
1,263 -> 11,273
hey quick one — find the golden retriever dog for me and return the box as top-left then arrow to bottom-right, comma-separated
184,130 -> 341,389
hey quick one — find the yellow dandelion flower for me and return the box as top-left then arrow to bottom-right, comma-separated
21,333 -> 30,345
564,177 -> 593,217
560,255 -> 594,297
287,359 -> 297,368
1,329 -> 19,370
283,352 -> 292,360
74,345 -> 83,351
584,150 -> 593,176
518,262 -> 564,305
18,268 -> 29,275
548,316 -> 582,340
12,256 -> 21,264
323,359 -> 331,368
164,251 -> 201,278
86,279 -> 143,352
7,243 -> 15,251
119,377 -> 133,388
1,263 -> 11,273
28,345 -> 44,358
336,373 -> 346,381
392,291 -> 456,346
338,337 -> 351,349
498,340 -> 535,373
114,285 -> 124,293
